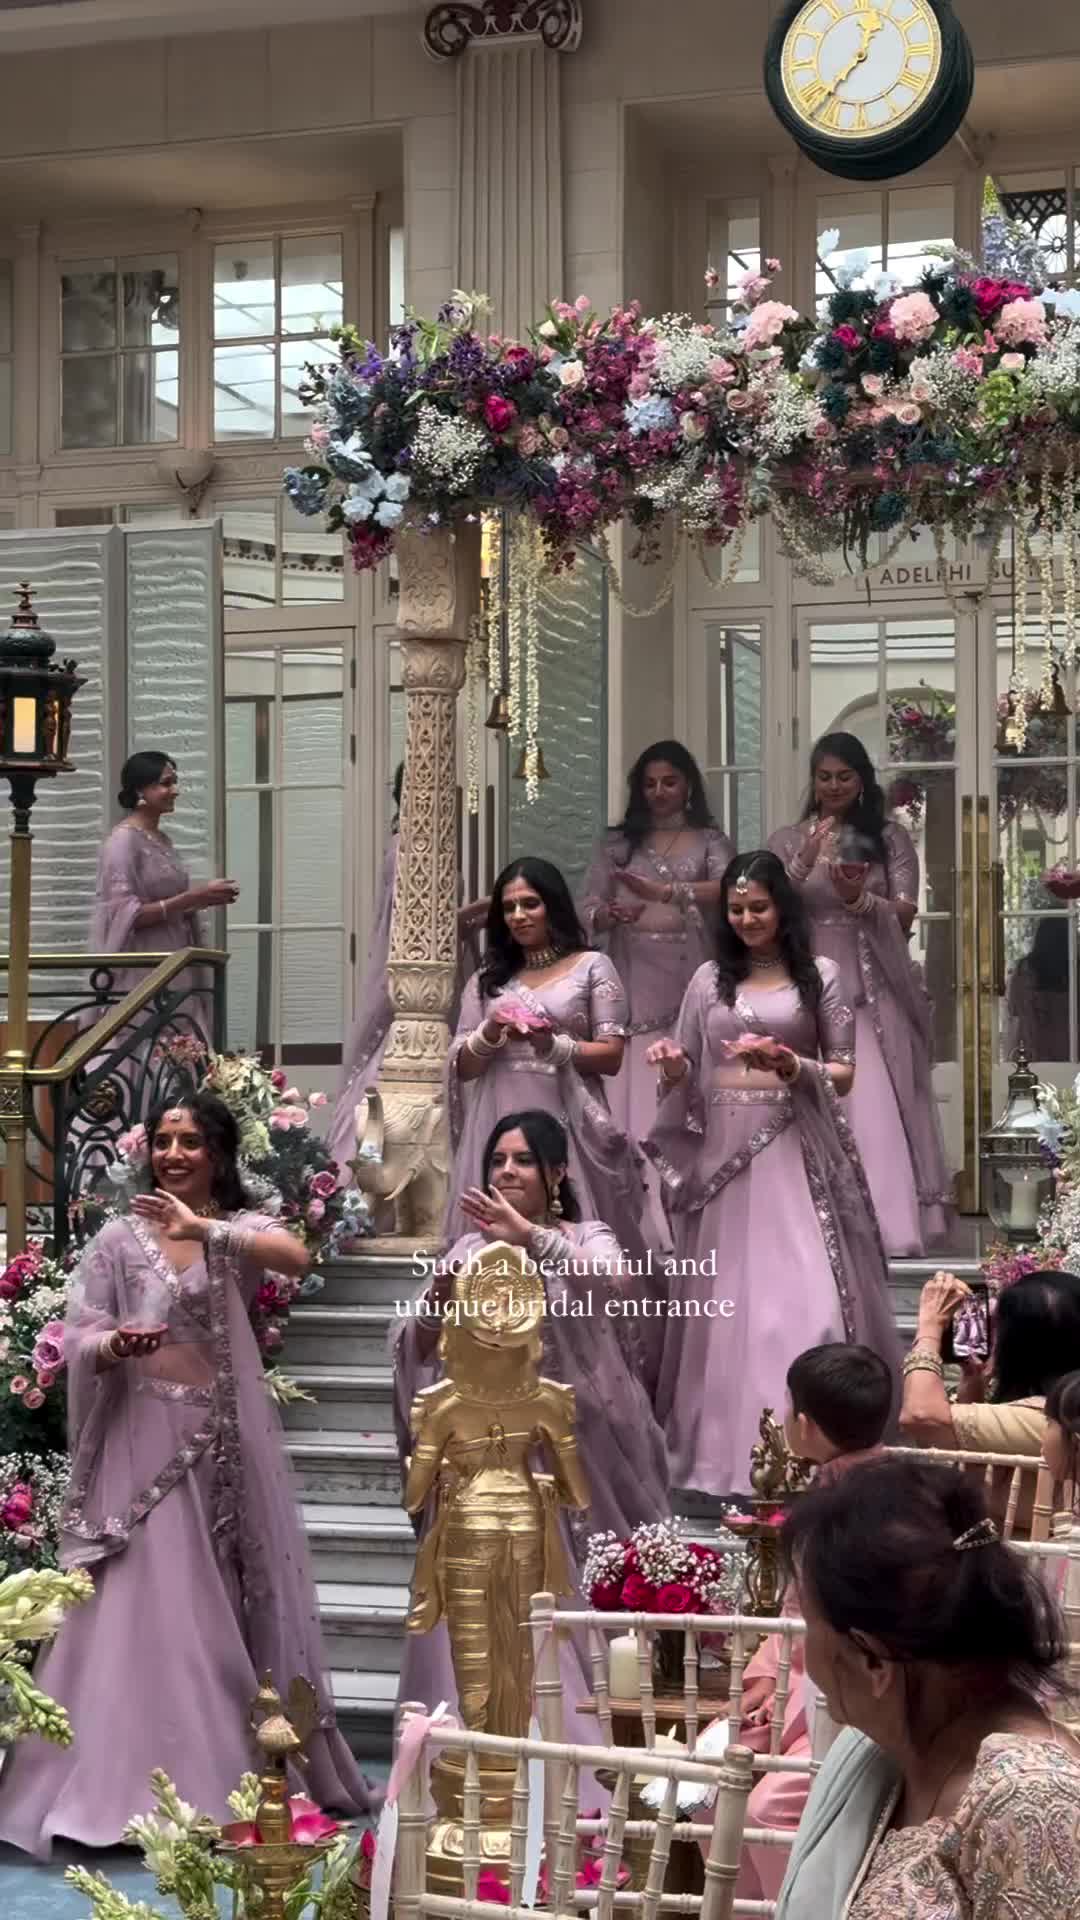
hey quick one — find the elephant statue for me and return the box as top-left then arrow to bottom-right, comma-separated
349,1084 -> 450,1250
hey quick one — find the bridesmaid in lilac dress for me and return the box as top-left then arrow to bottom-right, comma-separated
327,762 -> 487,1183
92,750 -> 238,1042
446,858 -> 664,1388
645,851 -> 901,1498
769,732 -> 951,1255
394,1109 -> 670,1737
0,1092 -> 373,1856
581,742 -> 733,1250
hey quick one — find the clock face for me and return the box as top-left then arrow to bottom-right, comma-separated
781,0 -> 943,141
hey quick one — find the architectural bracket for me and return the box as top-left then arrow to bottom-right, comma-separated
423,0 -> 582,61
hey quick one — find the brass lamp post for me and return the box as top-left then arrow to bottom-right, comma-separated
0,585 -> 84,1254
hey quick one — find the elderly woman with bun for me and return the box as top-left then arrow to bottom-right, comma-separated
91,749 -> 239,1042
773,1455 -> 1080,1918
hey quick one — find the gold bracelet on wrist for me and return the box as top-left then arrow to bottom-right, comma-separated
903,1348 -> 945,1379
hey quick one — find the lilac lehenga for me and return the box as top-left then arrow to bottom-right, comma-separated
580,829 -> 733,1249
445,958 -> 665,1392
0,1215 -> 371,1856
769,820 -> 950,1255
91,822 -> 212,1041
644,961 -> 901,1497
392,1221 -> 671,1740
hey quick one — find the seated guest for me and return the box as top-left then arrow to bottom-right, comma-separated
1041,1368 -> 1080,1504
734,1344 -> 893,1906
900,1268 -> 1080,1534
773,1458 -> 1080,1918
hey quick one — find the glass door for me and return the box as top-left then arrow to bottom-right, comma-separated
797,605 -> 970,1192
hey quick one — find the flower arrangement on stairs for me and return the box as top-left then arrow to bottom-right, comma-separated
0,1564 -> 92,1748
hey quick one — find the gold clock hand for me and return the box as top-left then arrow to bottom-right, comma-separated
825,11 -> 883,97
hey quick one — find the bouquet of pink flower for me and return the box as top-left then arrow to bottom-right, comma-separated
582,1519 -> 746,1617
0,1244 -> 74,1459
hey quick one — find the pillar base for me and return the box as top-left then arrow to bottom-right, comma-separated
424,1748 -> 520,1897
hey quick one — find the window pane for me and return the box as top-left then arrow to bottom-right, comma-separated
817,195 -> 883,302
281,235 -> 342,336
121,349 -> 179,445
998,768 -> 1069,912
218,500 -> 277,609
280,335 -> 319,440
54,505 -> 116,526
0,262 -> 12,356
1001,171 -> 1069,278
1004,914 -> 1074,1063
122,257 -> 180,348
0,359 -> 11,458
885,618 -> 956,762
61,260 -> 117,351
225,787 -> 265,914
282,497 -> 344,604
809,620 -> 879,748
887,186 -> 954,288
61,354 -> 117,448
706,198 -> 761,321
224,926 -> 269,1054
705,622 -> 761,768
282,789 -> 344,922
389,226 -> 405,331
214,342 -> 276,442
214,243 -> 275,340
281,930 -> 343,1050
120,504 -> 187,528
282,652 -> 344,783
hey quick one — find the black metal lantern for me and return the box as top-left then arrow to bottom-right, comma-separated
980,1046 -> 1056,1242
0,583 -> 84,805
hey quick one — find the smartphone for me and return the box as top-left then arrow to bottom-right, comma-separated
941,1284 -> 991,1366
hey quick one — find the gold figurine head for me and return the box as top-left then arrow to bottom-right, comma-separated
452,1241 -> 545,1347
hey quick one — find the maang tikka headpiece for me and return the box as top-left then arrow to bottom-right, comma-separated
734,874 -> 751,896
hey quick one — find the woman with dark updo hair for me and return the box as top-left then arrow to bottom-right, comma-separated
769,730 -> 950,1256
644,850 -> 899,1496
773,1456 -> 1080,1917
90,749 -> 239,1043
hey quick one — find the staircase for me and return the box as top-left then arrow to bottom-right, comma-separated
282,1249 -> 983,1763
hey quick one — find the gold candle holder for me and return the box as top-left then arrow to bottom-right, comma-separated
217,1676 -> 335,1920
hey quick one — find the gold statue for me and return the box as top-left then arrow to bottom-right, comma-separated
405,1241 -> 589,1736
749,1407 -> 812,1500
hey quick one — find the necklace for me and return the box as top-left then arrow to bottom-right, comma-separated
524,945 -> 561,970
748,953 -> 781,972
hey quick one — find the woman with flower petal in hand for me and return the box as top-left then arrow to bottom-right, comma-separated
447,856 -> 664,1393
769,731 -> 951,1255
0,1091 -> 375,1857
393,1109 -> 668,1749
644,850 -> 900,1498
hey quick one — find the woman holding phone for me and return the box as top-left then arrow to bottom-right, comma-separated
0,1091 -> 373,1857
769,731 -> 950,1255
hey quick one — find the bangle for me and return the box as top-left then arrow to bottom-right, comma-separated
788,853 -> 812,884
903,1348 -> 945,1379
660,1057 -> 687,1085
848,891 -> 874,917
777,1054 -> 801,1084
160,900 -> 168,924
207,1219 -> 255,1259
100,1331 -> 122,1363
549,1033 -> 578,1068
467,1023 -> 506,1059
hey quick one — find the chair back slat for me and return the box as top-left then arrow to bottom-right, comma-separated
462,1747 -> 482,1902
683,1629 -> 701,1753
641,1774 -> 680,1920
883,1443 -> 1057,1541
700,1746 -> 755,1920
638,1632 -> 658,1745
597,1769 -> 632,1920
554,1760 -> 581,1915
589,1623 -> 615,1746
509,1752 -> 529,1906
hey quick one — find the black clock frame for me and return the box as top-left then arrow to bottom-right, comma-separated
764,0 -> 974,182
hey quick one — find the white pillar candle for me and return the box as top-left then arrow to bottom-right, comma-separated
608,1632 -> 640,1700
1009,1173 -> 1041,1231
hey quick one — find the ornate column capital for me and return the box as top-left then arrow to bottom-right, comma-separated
423,0 -> 582,60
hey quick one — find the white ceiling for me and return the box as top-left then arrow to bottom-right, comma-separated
0,0 -> 422,51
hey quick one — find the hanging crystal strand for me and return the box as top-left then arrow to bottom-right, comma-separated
465,612 -> 484,816
1063,453 -> 1078,674
1007,487 -> 1033,750
1039,454 -> 1057,705
486,512 -> 503,693
507,515 -> 523,741
524,523 -> 541,804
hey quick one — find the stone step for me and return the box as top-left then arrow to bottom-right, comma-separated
285,1303 -> 396,1368
304,1501 -> 417,1585
286,1430 -> 402,1505
330,1667 -> 400,1761
317,1580 -> 411,1669
281,1365 -> 395,1432
317,1254 -> 424,1310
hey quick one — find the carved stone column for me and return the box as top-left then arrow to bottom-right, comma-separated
363,520 -> 480,1250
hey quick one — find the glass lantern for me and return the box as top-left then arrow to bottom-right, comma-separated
980,1047 -> 1055,1242
0,582 -> 84,810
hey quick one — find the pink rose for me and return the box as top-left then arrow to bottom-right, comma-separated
8,1376 -> 28,1396
997,298 -> 1046,347
765,257 -> 782,273
655,1581 -> 697,1615
894,402 -> 923,426
483,393 -> 516,435
550,425 -> 569,449
861,372 -> 884,397
704,266 -> 720,291
889,291 -> 938,344
558,360 -> 586,389
1,1485 -> 33,1531
743,301 -> 799,350
271,1069 -> 288,1092
36,1370 -> 56,1389
1000,350 -> 1026,372
812,418 -> 836,441
725,390 -> 754,412
117,1124 -> 148,1165
952,347 -> 985,376
310,1170 -> 337,1200
261,1326 -> 284,1356
574,294 -> 591,315
306,1198 -> 327,1227
831,324 -> 861,351
620,1572 -> 657,1610
516,424 -> 541,457
707,357 -> 736,385
307,1089 -> 328,1109
22,1387 -> 45,1410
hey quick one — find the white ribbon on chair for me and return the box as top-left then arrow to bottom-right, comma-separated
371,1700 -> 452,1920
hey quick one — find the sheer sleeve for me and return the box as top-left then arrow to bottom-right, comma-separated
64,1225 -> 125,1447
673,963 -> 712,1086
768,824 -> 810,887
452,968 -> 484,1041
587,953 -> 628,1038
580,836 -> 619,935
885,821 -> 919,904
704,829 -> 735,881
940,1742 -> 1080,1918
815,959 -> 855,1066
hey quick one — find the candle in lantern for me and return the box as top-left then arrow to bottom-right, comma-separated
12,696 -> 35,755
608,1632 -> 639,1701
1008,1172 -> 1040,1232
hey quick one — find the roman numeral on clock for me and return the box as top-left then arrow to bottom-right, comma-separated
798,78 -> 829,114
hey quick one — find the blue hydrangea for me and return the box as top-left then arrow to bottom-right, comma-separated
375,499 -> 406,529
325,431 -> 377,482
283,468 -> 329,517
624,394 -> 677,436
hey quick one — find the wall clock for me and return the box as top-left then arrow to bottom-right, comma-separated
764,0 -> 974,181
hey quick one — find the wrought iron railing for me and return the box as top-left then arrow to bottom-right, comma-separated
0,947 -> 227,1252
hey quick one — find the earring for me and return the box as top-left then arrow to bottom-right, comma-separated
549,1184 -> 563,1218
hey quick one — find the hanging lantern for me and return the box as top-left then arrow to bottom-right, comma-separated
980,1046 -> 1056,1241
0,584 -> 84,788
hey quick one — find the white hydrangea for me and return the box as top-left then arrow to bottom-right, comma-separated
908,346 -> 981,415
648,319 -> 722,394
411,403 -> 489,495
754,372 -> 824,458
1022,319 -> 1080,404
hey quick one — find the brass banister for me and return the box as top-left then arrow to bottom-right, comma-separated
12,948 -> 227,1084
0,952 -> 208,972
